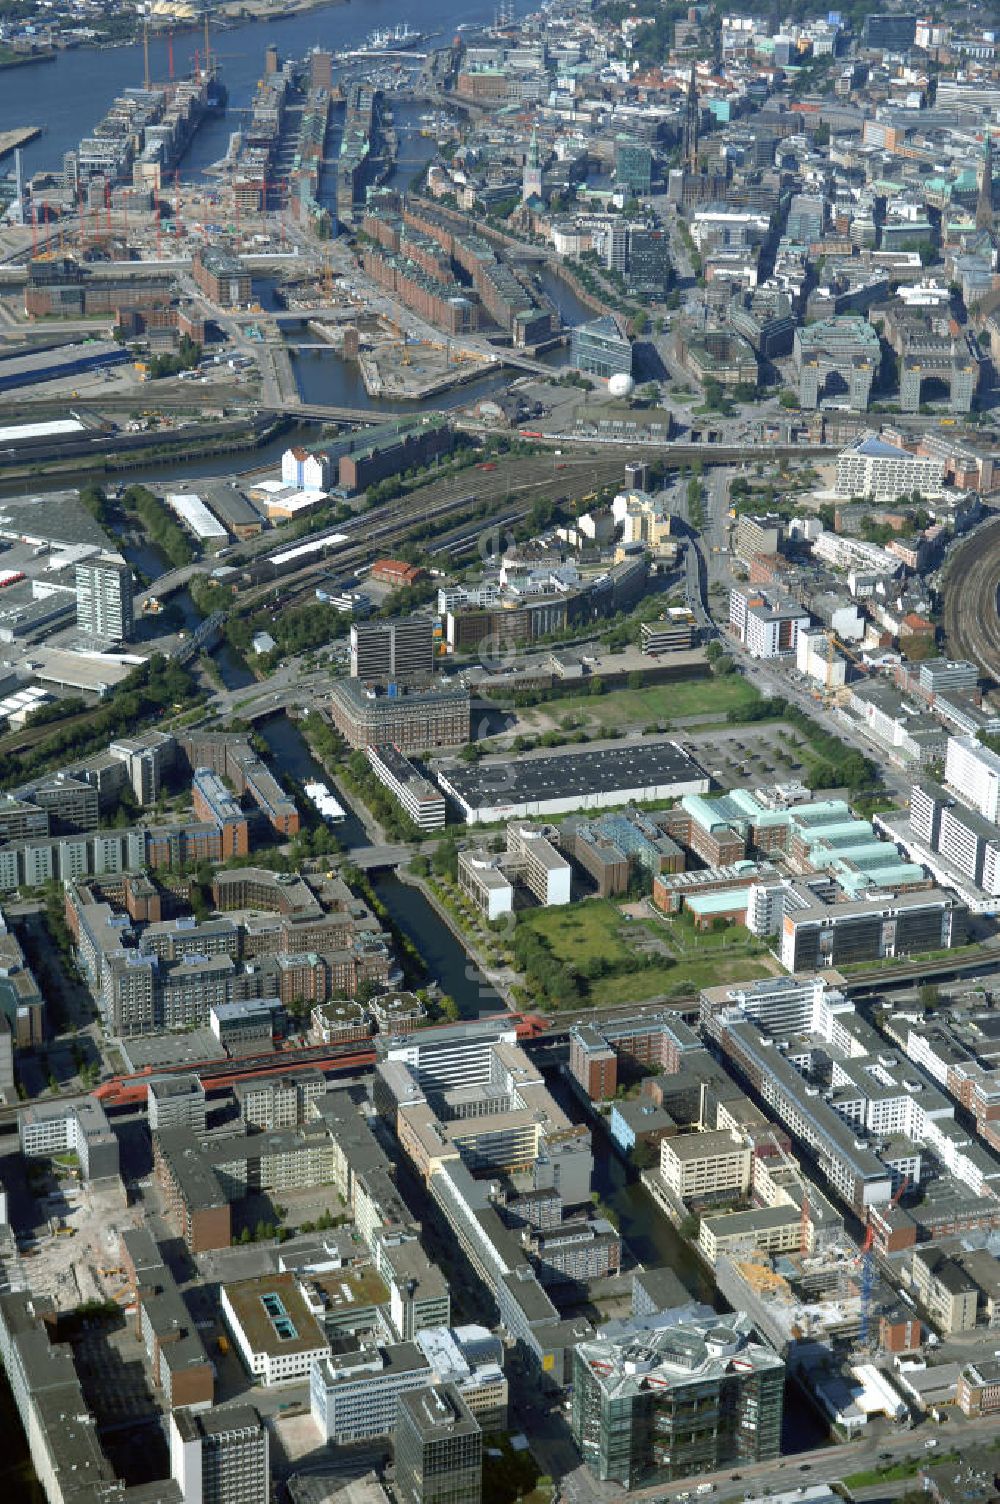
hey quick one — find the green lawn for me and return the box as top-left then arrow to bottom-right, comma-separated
517,677 -> 761,731
524,900 -> 636,967
520,899 -> 775,1004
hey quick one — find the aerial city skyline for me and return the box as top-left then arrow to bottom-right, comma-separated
0,0 -> 997,1501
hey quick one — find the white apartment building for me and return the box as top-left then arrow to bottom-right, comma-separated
729,586 -> 809,659
75,552 -> 134,641
366,745 -> 446,831
938,804 -> 1000,898
796,627 -> 847,689
659,1129 -> 752,1202
811,528 -> 902,576
310,1345 -> 431,1444
946,736 -> 1000,823
834,434 -> 946,501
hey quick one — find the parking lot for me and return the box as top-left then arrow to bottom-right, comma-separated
682,724 -> 810,791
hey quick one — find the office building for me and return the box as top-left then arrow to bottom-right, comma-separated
571,1312 -> 784,1487
794,318 -> 880,410
456,848 -> 515,921
235,1068 -> 325,1131
367,745 -> 446,831
19,1096 -> 119,1180
570,316 -> 633,380
122,1227 -> 214,1411
505,825 -> 572,905
221,1273 -> 328,1386
834,435 -> 946,501
330,680 -> 471,752
170,1405 -> 269,1504
778,882 -> 967,973
310,1342 -> 432,1444
614,141 -> 652,195
659,1129 -> 752,1203
946,737 -> 1000,823
414,1327 -> 506,1429
351,616 -> 435,686
0,1290 -> 120,1502
908,1246 -> 978,1334
957,1359 -> 1000,1418
862,12 -> 916,49
396,1384 -> 483,1504
75,553 -> 134,641
148,1075 -> 208,1134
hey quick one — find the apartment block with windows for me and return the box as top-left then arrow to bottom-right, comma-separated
366,744 -> 446,831
395,1383 -> 482,1504
659,1128 -> 752,1203
170,1405 -> 269,1504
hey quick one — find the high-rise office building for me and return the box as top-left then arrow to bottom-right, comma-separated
570,317 -> 634,380
75,553 -> 134,641
395,1384 -> 483,1504
946,736 -> 1000,823
170,1404 -> 269,1504
571,1314 -> 784,1488
309,48 -> 333,89
862,12 -> 916,50
350,615 -> 435,685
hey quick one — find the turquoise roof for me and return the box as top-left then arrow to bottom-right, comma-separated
686,890 -> 751,915
803,819 -> 875,846
787,800 -> 852,828
820,842 -> 893,867
682,793 -> 739,832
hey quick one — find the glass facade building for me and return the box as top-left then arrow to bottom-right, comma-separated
571,316 -> 634,379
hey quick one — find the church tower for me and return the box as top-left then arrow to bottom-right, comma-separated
683,69 -> 700,172
522,129 -> 542,202
976,130 -> 995,232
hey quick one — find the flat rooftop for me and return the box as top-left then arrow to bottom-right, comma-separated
437,739 -> 706,811
224,1271 -> 327,1358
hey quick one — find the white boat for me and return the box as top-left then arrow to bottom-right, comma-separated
304,780 -> 346,824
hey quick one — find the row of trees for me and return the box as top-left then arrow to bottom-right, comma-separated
0,656 -> 199,787
124,485 -> 193,571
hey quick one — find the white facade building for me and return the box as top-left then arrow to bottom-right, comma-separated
946,736 -> 1000,823
310,1346 -> 430,1444
796,627 -> 847,689
281,447 -> 330,491
834,435 -> 946,501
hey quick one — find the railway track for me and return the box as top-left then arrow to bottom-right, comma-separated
942,515 -> 1000,684
237,451 -> 629,610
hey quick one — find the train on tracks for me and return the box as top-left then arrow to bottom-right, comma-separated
93,1011 -> 550,1110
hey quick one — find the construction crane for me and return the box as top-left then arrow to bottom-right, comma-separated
858,1176 -> 909,1345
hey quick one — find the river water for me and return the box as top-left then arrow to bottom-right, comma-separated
254,712 -> 506,1016
0,0 -> 510,182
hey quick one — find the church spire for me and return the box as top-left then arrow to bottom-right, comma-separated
976,129 -> 995,231
683,68 -> 700,173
